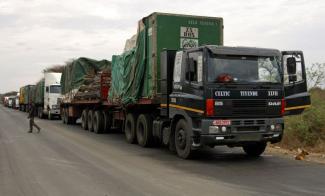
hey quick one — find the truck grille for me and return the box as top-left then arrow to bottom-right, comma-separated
232,100 -> 267,116
232,100 -> 266,108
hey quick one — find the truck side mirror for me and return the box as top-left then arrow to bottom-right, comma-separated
288,75 -> 297,82
286,57 -> 296,75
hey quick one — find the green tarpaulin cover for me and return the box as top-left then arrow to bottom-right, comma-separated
61,57 -> 111,94
108,22 -> 147,105
108,13 -> 223,105
34,79 -> 45,104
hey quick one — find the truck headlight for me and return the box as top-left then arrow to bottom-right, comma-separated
209,126 -> 219,134
270,124 -> 275,131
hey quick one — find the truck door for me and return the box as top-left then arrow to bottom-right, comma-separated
282,51 -> 311,115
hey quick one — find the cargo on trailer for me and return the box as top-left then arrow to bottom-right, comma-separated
109,12 -> 223,105
19,85 -> 35,112
60,57 -> 111,126
60,57 -> 111,103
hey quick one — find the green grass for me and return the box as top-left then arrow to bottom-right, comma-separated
281,88 -> 325,152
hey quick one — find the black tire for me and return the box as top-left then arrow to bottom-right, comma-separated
242,142 -> 267,157
93,110 -> 104,134
81,109 -> 88,130
175,119 -> 193,159
87,110 -> 94,132
136,114 -> 153,147
124,113 -> 137,144
103,111 -> 112,133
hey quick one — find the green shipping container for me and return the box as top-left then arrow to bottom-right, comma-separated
109,12 -> 223,105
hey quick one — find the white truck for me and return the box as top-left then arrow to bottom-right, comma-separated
34,72 -> 62,119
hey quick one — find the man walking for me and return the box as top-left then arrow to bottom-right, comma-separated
28,103 -> 41,133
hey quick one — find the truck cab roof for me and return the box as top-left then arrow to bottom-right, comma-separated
186,45 -> 281,57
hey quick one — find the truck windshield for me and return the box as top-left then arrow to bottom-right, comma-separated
208,55 -> 281,84
50,85 -> 61,94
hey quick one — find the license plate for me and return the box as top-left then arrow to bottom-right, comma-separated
212,120 -> 231,126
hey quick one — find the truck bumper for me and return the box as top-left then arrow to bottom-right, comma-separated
193,118 -> 284,147
50,109 -> 60,115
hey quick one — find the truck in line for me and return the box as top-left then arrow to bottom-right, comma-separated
60,12 -> 310,159
19,85 -> 35,112
34,72 -> 62,119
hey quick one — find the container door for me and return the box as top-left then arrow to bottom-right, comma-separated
282,51 -> 311,115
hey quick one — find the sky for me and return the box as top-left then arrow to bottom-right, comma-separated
0,0 -> 324,93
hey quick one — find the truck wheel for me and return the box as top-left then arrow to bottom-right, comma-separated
136,114 -> 153,147
93,110 -> 104,134
81,109 -> 88,130
125,113 -> 137,144
87,110 -> 94,132
242,142 -> 267,157
175,119 -> 193,159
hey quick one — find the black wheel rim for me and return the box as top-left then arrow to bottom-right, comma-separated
176,128 -> 186,150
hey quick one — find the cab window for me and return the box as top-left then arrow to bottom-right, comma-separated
173,51 -> 183,82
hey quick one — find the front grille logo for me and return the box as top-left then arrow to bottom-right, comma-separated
268,91 -> 279,96
268,101 -> 281,106
215,91 -> 230,97
240,91 -> 258,96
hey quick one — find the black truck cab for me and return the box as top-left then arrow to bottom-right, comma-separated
160,45 -> 310,158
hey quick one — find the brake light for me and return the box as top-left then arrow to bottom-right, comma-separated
206,99 -> 214,116
281,98 -> 286,115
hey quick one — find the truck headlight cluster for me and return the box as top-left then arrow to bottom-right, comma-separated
270,124 -> 282,132
209,126 -> 219,134
270,124 -> 275,131
209,126 -> 228,134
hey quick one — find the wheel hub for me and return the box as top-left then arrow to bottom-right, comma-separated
177,129 -> 186,149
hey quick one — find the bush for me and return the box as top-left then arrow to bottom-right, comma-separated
281,88 -> 325,152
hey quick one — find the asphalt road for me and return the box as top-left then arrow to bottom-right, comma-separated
1,105 -> 324,196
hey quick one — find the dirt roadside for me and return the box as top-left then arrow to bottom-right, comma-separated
266,144 -> 325,165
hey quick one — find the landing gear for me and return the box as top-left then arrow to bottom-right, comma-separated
102,111 -> 112,133
61,109 -> 66,124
